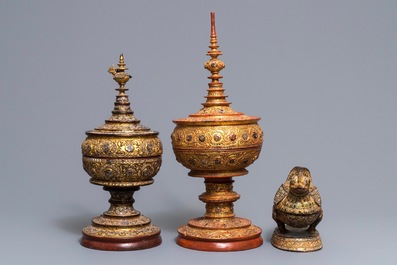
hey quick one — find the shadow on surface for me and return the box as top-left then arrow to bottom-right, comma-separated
264,228 -> 275,243
149,209 -> 202,232
56,214 -> 93,236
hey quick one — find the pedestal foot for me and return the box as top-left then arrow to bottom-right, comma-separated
176,217 -> 262,251
81,187 -> 161,251
81,225 -> 161,251
271,228 -> 322,252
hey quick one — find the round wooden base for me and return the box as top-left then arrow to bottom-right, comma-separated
177,235 -> 263,252
81,227 -> 161,251
176,217 -> 263,252
271,228 -> 322,252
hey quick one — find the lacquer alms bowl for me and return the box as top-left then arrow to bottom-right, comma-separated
172,118 -> 263,178
171,12 -> 264,252
82,132 -> 162,187
80,54 -> 162,251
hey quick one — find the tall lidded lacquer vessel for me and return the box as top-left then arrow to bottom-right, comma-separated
81,55 -> 163,250
171,13 -> 264,251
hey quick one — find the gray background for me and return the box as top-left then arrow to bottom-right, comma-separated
1,0 -> 396,264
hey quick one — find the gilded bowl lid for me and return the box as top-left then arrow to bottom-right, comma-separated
173,12 -> 260,126
86,54 -> 158,137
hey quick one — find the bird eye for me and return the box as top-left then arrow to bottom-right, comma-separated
290,176 -> 297,184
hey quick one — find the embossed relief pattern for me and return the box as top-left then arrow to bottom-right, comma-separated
92,216 -> 150,227
271,229 -> 322,252
205,182 -> 233,193
82,137 -> 162,158
205,202 -> 234,218
188,217 -> 251,229
82,157 -> 161,182
279,195 -> 320,215
83,225 -> 160,238
174,149 -> 261,171
172,124 -> 263,149
196,106 -> 237,115
278,211 -> 320,228
178,225 -> 261,240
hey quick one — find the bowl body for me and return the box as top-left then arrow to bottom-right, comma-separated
172,123 -> 263,177
82,135 -> 162,186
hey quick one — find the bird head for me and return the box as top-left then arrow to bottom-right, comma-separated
287,167 -> 311,196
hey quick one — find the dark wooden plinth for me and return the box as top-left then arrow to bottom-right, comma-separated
81,232 -> 161,251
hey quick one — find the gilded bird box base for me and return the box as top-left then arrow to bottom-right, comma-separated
271,227 -> 322,252
177,217 -> 262,251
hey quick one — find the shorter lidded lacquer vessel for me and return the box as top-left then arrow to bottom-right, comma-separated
81,55 -> 162,251
171,13 -> 264,251
271,167 -> 323,252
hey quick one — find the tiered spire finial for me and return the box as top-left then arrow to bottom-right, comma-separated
202,12 -> 230,108
102,54 -> 140,126
89,54 -> 153,135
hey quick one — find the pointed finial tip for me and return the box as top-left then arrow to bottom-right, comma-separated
119,53 -> 124,62
210,12 -> 216,37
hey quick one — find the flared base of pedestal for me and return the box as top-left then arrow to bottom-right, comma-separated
177,235 -> 263,252
176,217 -> 263,251
80,186 -> 162,251
81,231 -> 161,251
81,219 -> 161,251
271,228 -> 322,252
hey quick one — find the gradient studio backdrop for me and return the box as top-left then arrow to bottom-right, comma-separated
0,1 -> 396,264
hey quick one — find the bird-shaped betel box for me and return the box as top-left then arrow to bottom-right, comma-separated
271,167 -> 323,252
